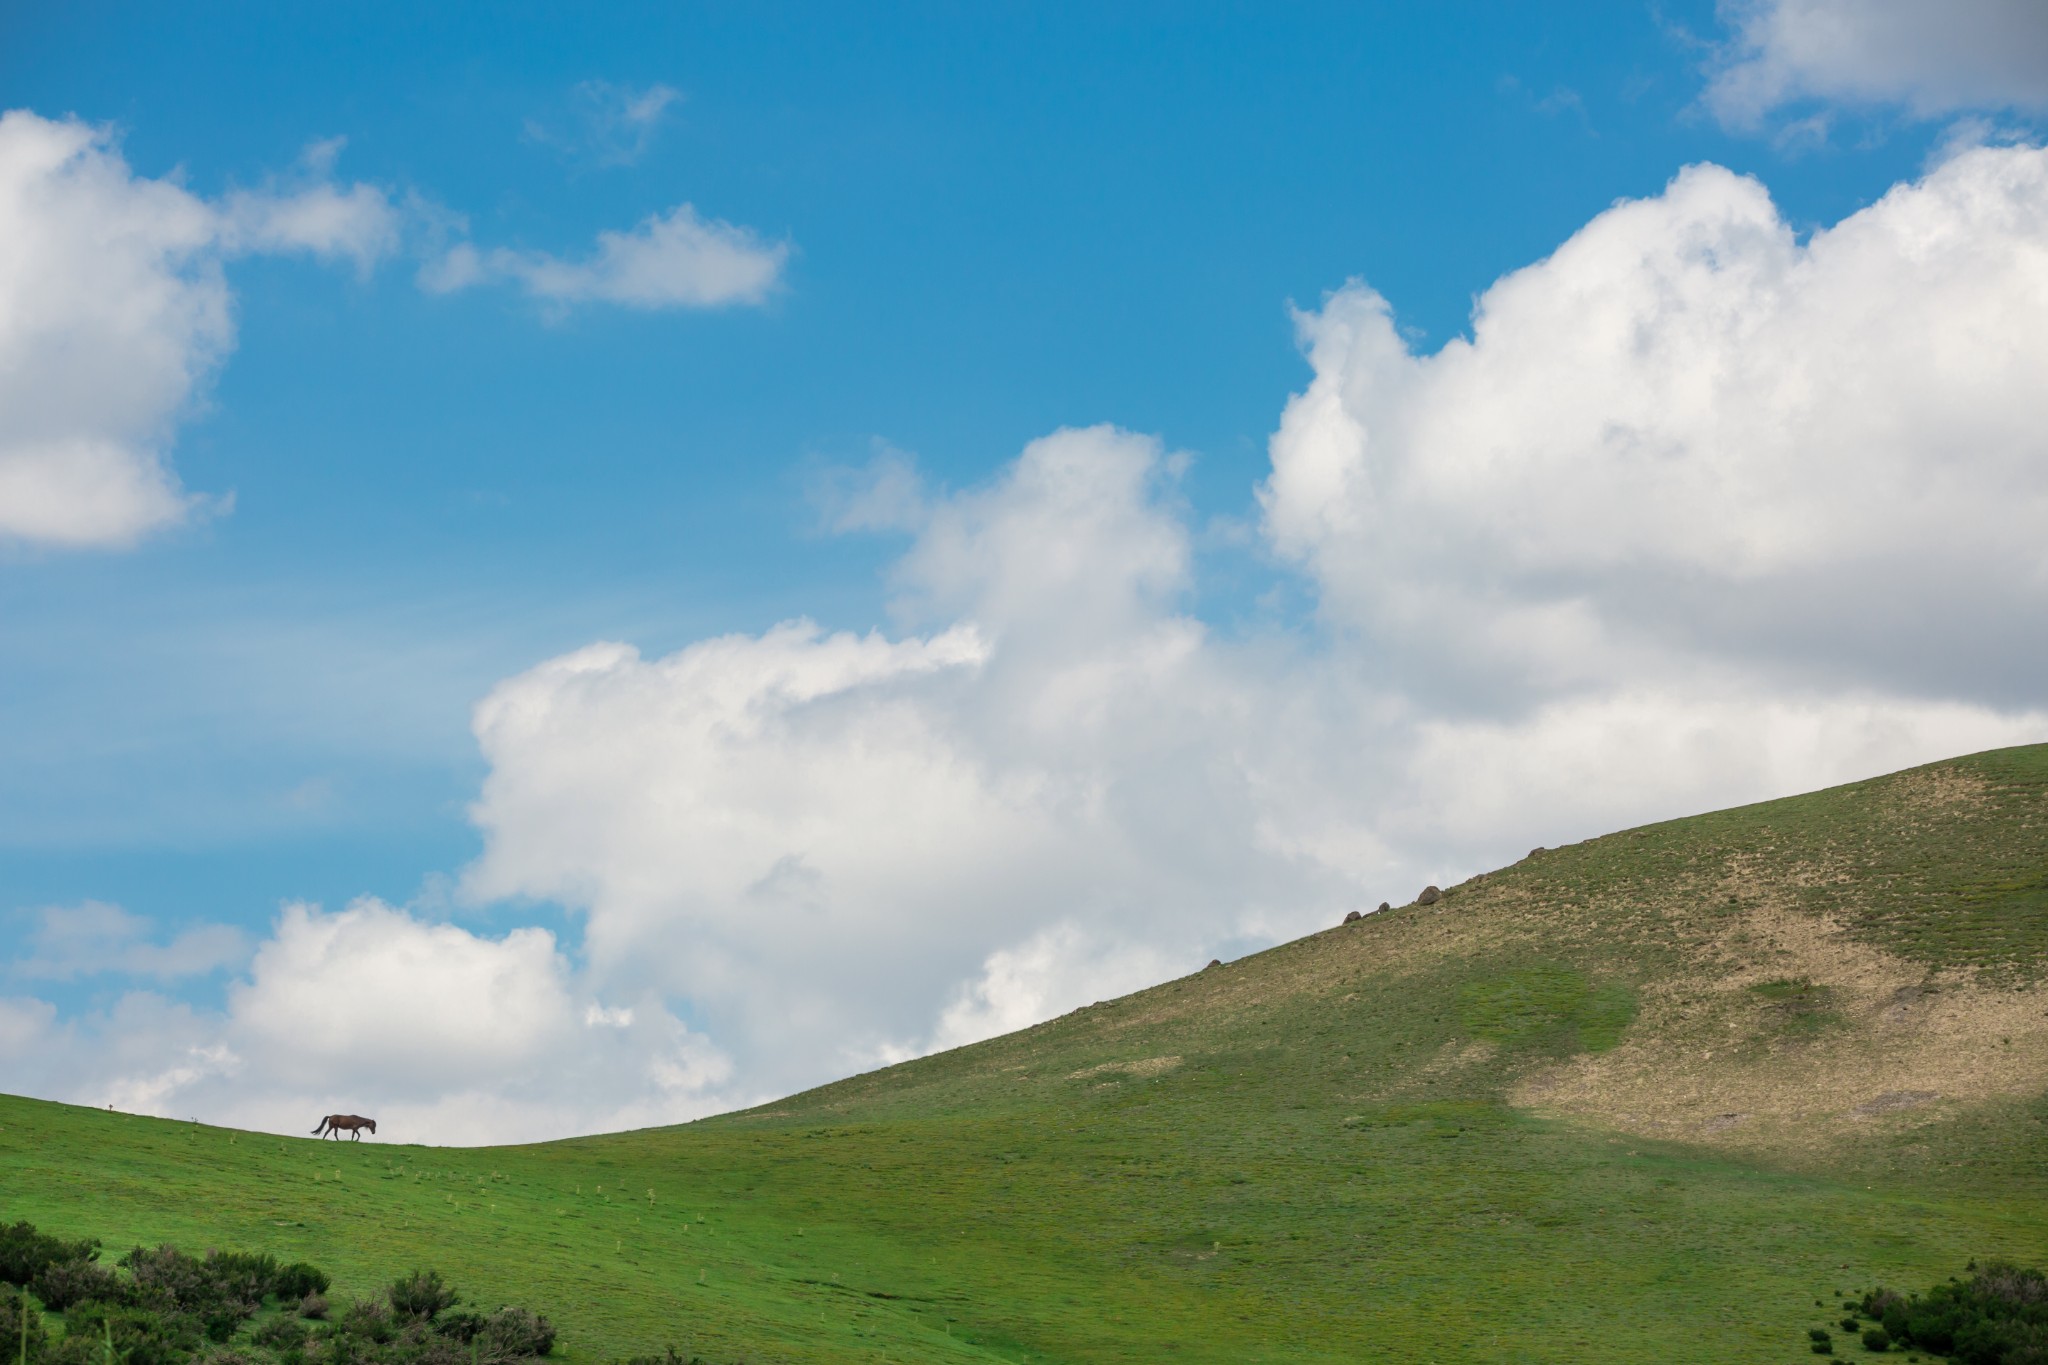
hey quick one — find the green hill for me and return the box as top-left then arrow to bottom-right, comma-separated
6,743 -> 2047,1363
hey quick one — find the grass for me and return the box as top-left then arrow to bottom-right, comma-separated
4,742 -> 2047,1363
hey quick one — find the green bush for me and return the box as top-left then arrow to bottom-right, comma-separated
60,1301 -> 203,1365
30,1258 -> 121,1311
121,1245 -> 256,1327
0,1223 -> 100,1289
389,1271 -> 460,1322
477,1306 -> 555,1361
434,1310 -> 487,1343
1861,1326 -> 1890,1351
339,1298 -> 397,1344
5,1218 -> 583,1365
2,1286 -> 53,1365
275,1264 -> 332,1301
254,1315 -> 310,1350
1836,1261 -> 2048,1364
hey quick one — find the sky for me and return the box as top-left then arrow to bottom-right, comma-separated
3,0 -> 2047,1142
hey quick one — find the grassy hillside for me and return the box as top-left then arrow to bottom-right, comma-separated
6,743 -> 2047,1363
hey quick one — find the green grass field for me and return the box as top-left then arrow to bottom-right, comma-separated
7,743 -> 2047,1363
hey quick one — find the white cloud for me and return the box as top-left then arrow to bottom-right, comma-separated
0,110 -> 397,550
0,997 -> 54,1055
0,899 -> 731,1144
11,901 -> 248,981
929,922 -> 1181,1055
462,428 -> 1355,1095
14,148 -> 2048,1140
427,204 -> 787,311
1706,0 -> 2048,128
0,105 -> 781,550
454,149 -> 2048,1117
1262,147 -> 2048,709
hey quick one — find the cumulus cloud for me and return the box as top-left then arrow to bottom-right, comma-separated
0,106 -> 779,550
456,148 -> 2048,1115
1262,146 -> 2048,709
422,204 -> 787,311
462,428 -> 1358,1095
0,899 -> 730,1144
0,110 -> 397,550
1706,0 -> 2048,129
14,147 -> 2047,1140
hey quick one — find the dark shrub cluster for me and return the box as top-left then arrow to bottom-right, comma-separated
4,1286 -> 55,1365
0,1222 -> 101,1289
387,1272 -> 458,1323
31,1259 -> 124,1312
0,1219 -> 567,1365
1813,1261 -> 2048,1363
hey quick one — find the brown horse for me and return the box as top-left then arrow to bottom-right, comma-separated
312,1114 -> 376,1140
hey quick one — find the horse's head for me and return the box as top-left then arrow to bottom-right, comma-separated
366,1119 -> 377,1133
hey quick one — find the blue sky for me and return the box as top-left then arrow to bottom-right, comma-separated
4,2 -> 2046,1139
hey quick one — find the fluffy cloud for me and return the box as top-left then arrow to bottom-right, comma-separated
0,899 -> 730,1144
462,428 -> 1357,1095
15,147 -> 2046,1140
458,149 -> 2048,1115
1706,0 -> 2048,128
1262,146 -> 2048,708
423,204 -> 787,310
0,110 -> 398,549
0,106 -> 782,550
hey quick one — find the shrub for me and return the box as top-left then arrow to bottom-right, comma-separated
1844,1318 -> 1863,1332
1814,1259 -> 2048,1363
2,1286 -> 52,1365
13,1219 -> 582,1365
59,1301 -> 201,1365
202,1253 -> 278,1305
435,1310 -> 487,1343
255,1316 -> 311,1350
0,1223 -> 101,1289
390,1271 -> 460,1322
110,1245 -> 265,1331
275,1264 -> 332,1301
200,1304 -> 252,1344
1812,1341 -> 1834,1355
30,1258 -> 122,1311
477,1307 -> 556,1361
339,1298 -> 396,1344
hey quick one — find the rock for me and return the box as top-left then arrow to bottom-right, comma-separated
1205,958 -> 1222,970
1377,901 -> 1391,913
1416,885 -> 1442,906
1342,910 -> 1362,924
1527,847 -> 1544,859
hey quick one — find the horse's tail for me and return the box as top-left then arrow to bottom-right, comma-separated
311,1118 -> 328,1134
